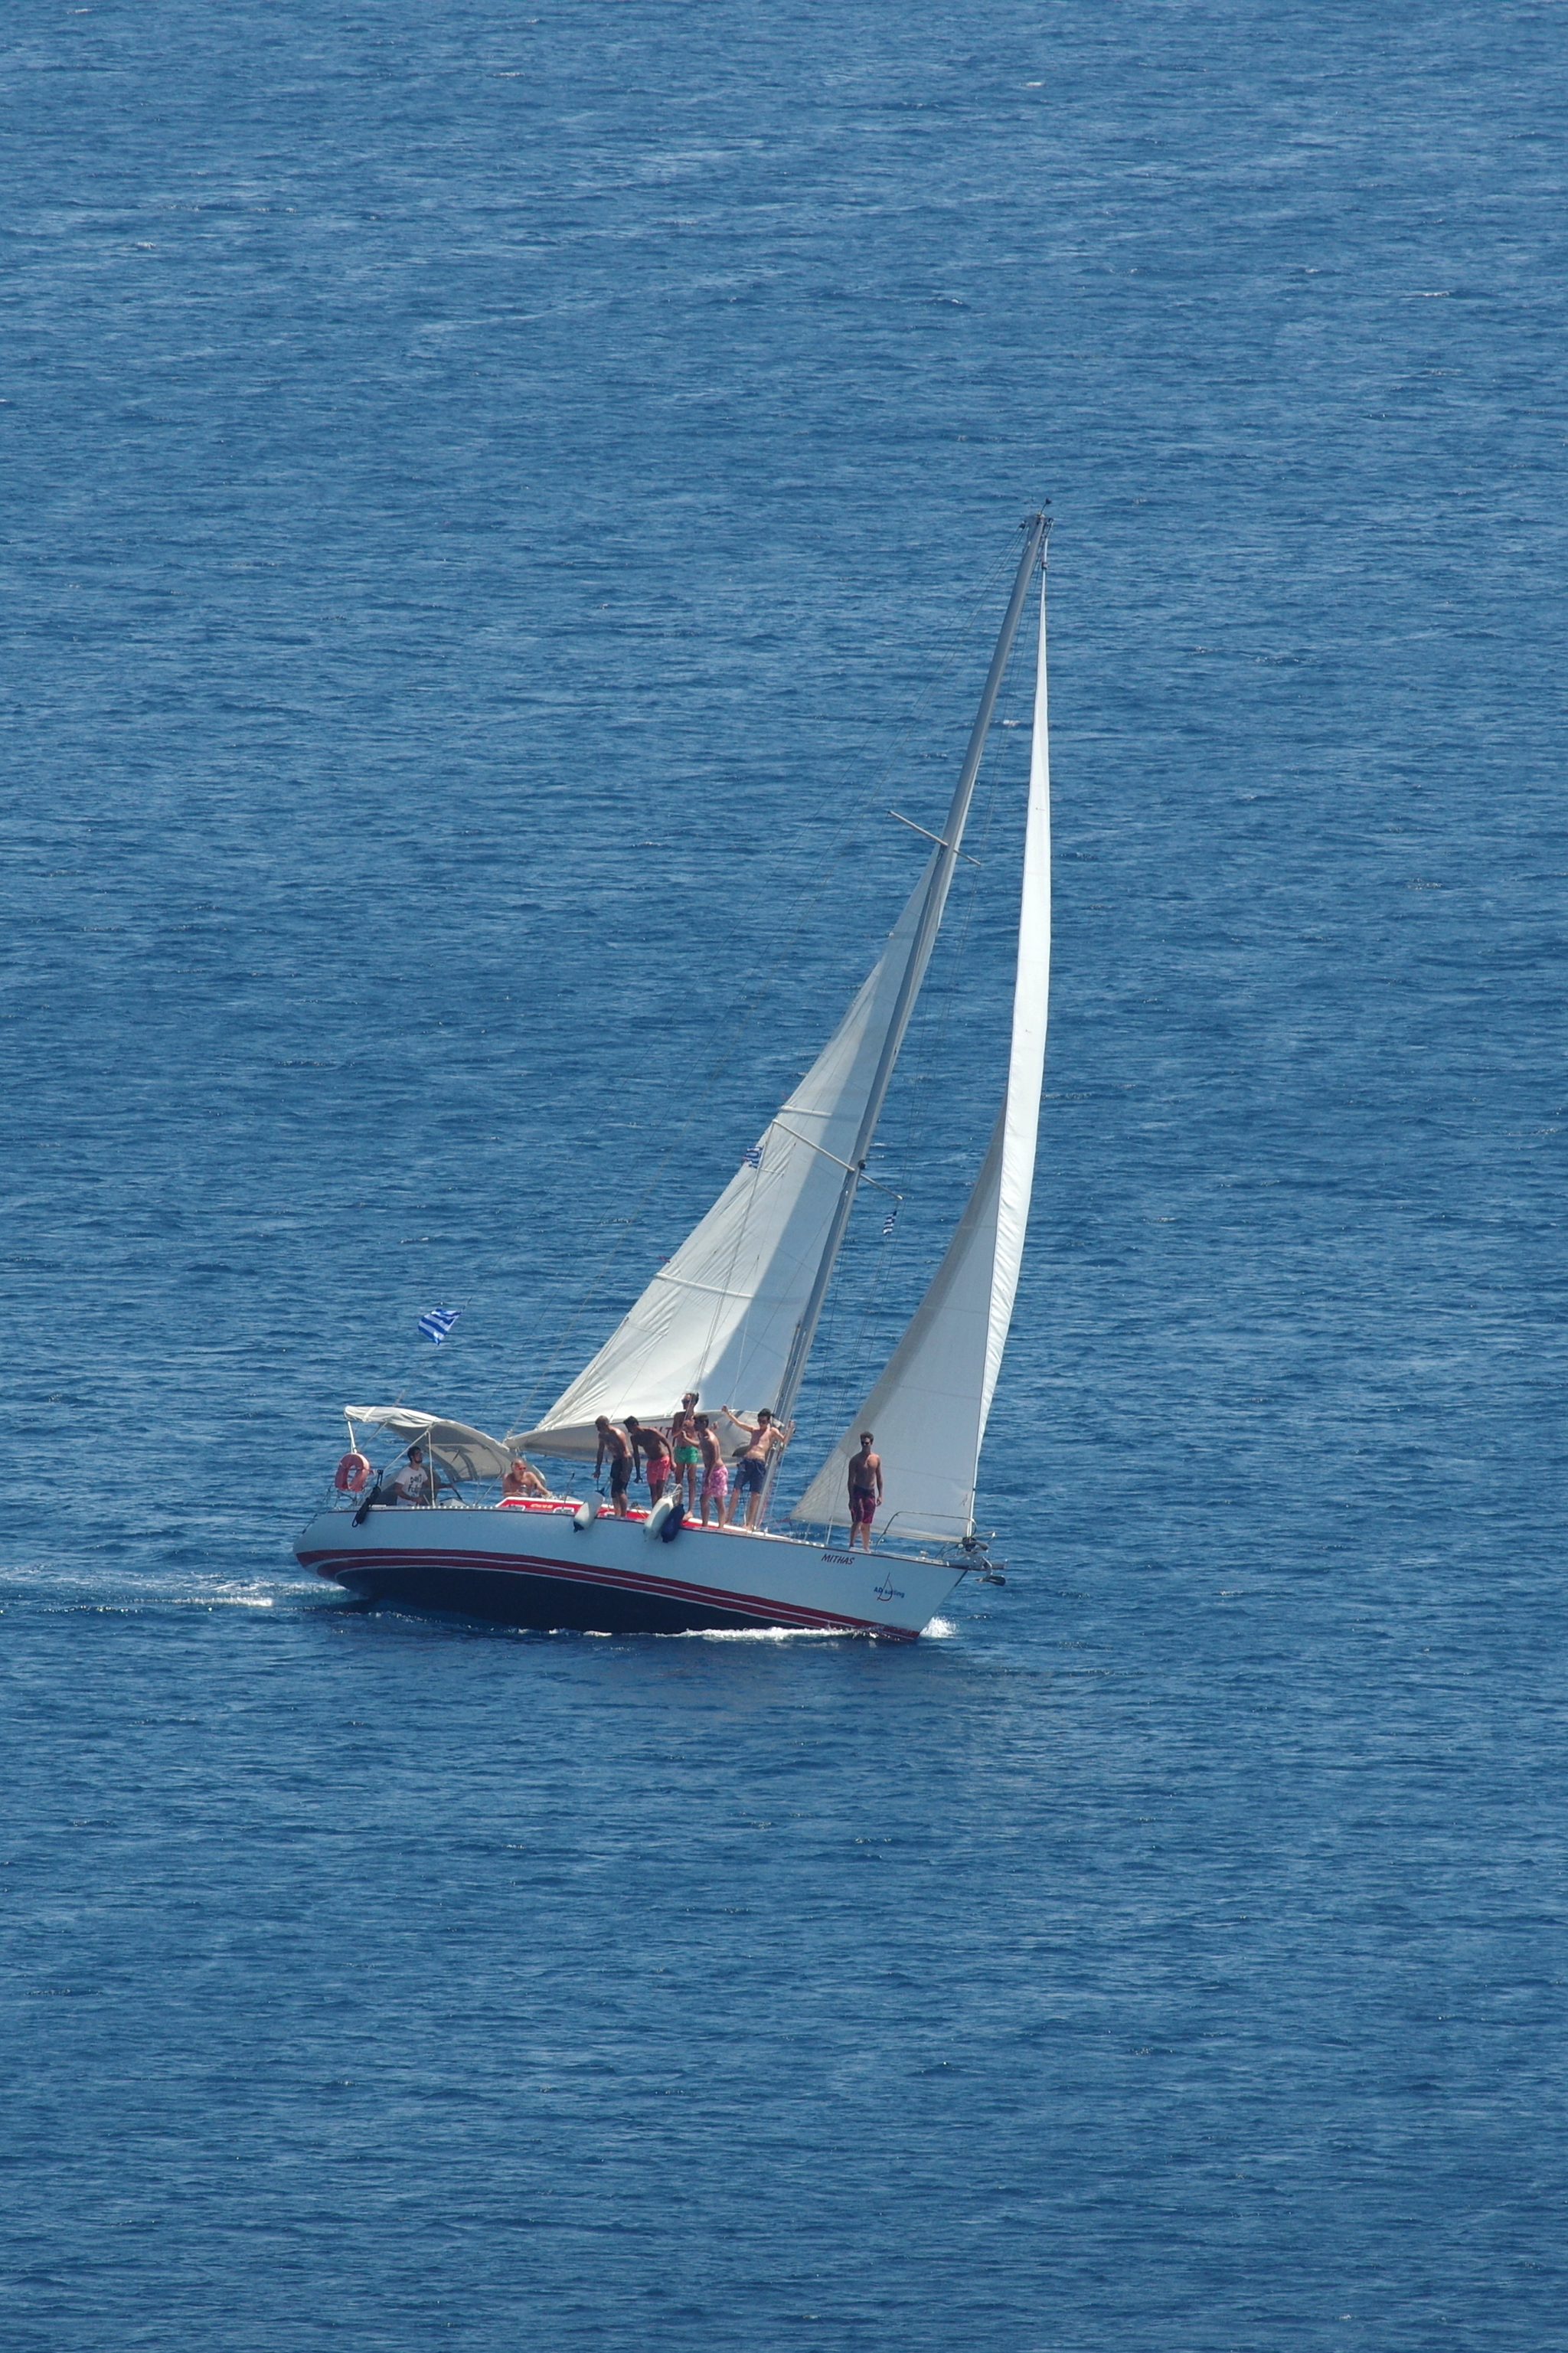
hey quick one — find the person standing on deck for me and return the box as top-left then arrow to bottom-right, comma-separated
720,1406 -> 790,1532
626,1416 -> 671,1504
695,1414 -> 727,1528
670,1403 -> 703,1515
847,1433 -> 883,1551
593,1417 -> 633,1517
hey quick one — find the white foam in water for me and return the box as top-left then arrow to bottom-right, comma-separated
684,1624 -> 845,1641
681,1616 -> 958,1640
0,1560 -> 301,1611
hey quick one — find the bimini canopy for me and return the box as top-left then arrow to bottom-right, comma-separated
345,1406 -> 514,1486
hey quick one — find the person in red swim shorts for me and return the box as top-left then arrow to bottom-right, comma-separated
847,1433 -> 882,1551
626,1416 -> 672,1504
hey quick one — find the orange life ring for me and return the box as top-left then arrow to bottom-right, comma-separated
335,1450 -> 372,1493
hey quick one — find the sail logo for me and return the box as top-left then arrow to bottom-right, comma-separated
872,1574 -> 906,1601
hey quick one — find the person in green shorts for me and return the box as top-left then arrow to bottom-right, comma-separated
670,1404 -> 703,1514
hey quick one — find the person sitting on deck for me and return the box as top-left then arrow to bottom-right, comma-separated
392,1445 -> 435,1508
626,1417 -> 672,1503
502,1455 -> 550,1501
593,1417 -> 633,1517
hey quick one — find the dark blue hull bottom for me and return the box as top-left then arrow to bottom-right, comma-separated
327,1557 -> 831,1637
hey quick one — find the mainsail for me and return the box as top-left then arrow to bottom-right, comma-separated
511,854 -> 949,1458
790,571 -> 1052,1544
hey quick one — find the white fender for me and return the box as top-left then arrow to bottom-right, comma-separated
645,1495 -> 678,1541
573,1496 -> 599,1532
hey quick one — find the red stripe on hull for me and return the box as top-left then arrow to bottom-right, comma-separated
296,1542 -> 916,1639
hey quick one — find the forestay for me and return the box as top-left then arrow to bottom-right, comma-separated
513,855 -> 946,1461
791,574 -> 1052,1545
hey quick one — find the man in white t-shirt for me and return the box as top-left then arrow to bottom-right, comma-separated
392,1445 -> 433,1507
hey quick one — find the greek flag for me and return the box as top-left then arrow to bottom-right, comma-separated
741,1143 -> 763,1170
418,1305 -> 461,1345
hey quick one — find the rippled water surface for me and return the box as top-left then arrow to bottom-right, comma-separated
4,2 -> 1565,2346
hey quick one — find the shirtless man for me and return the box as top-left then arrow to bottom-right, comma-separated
695,1414 -> 727,1528
847,1433 -> 882,1551
626,1416 -> 672,1503
670,1403 -> 703,1513
502,1455 -> 549,1500
593,1416 -> 633,1517
720,1405 -> 791,1531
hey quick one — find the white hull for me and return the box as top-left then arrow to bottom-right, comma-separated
296,1499 -> 966,1639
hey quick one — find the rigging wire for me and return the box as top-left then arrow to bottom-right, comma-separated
794,647 -> 1027,1467
773,584 -> 1035,1501
500,524 -> 1036,1433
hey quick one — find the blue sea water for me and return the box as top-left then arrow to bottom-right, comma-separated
4,1 -> 1566,2344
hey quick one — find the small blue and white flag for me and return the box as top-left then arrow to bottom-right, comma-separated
741,1142 -> 764,1170
881,1201 -> 900,1238
418,1305 -> 462,1345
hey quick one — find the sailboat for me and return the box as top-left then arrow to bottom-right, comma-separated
293,513 -> 1054,1638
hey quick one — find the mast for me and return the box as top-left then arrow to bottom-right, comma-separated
789,545 -> 1054,1545
763,511 -> 1050,1491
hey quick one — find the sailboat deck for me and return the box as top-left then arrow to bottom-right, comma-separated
316,1494 -> 957,1566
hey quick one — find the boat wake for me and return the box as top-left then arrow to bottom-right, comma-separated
677,1623 -> 871,1642
0,1559 -> 319,1613
678,1613 -> 958,1642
